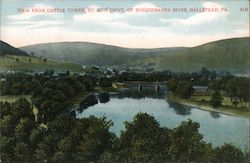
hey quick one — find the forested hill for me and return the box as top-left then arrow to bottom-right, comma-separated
0,41 -> 29,56
19,37 -> 249,74
20,42 -> 185,66
156,37 -> 249,73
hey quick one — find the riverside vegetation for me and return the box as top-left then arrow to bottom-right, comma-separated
1,99 -> 248,162
0,68 -> 249,162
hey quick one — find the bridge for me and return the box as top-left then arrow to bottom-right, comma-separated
124,81 -> 167,91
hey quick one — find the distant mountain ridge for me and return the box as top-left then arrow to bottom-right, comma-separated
0,41 -> 29,56
17,37 -> 250,74
20,42 -> 186,66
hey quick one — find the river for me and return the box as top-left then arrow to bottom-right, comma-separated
76,85 -> 249,150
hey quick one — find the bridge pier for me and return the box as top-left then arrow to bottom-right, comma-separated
155,85 -> 160,91
138,85 -> 142,91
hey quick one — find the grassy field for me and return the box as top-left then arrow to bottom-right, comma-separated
0,95 -> 31,102
0,55 -> 82,72
168,92 -> 250,118
191,91 -> 250,109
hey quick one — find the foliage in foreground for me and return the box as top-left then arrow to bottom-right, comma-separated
0,99 -> 248,163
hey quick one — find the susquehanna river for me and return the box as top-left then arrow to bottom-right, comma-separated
76,86 -> 249,150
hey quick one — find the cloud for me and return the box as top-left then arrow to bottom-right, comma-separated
2,24 -> 247,49
71,3 -> 160,33
1,1 -> 248,48
6,3 -> 65,29
133,2 -> 158,8
70,2 -> 173,34
160,2 -> 228,26
73,8 -> 121,22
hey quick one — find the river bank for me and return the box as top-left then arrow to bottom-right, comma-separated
167,94 -> 250,118
70,86 -> 125,110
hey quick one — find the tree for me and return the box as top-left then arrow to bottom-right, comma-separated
1,80 -> 11,95
39,100 -> 50,123
168,119 -> 214,162
44,69 -> 54,76
209,80 -> 223,91
48,115 -> 75,138
214,144 -> 244,163
29,128 -> 45,152
0,136 -> 15,162
22,81 -> 33,94
232,100 -> 239,108
211,91 -> 223,107
82,77 -> 95,91
62,86 -> 75,98
99,92 -> 110,103
12,98 -> 35,122
176,81 -> 194,99
53,137 -> 73,162
99,77 -> 112,88
0,102 -> 12,117
80,94 -> 98,109
51,91 -> 66,102
167,78 -> 178,92
16,58 -> 19,62
237,78 -> 250,107
14,118 -> 34,142
73,81 -> 86,93
210,71 -> 217,80
43,80 -> 56,89
35,134 -> 57,162
75,116 -> 114,162
0,115 -> 15,136
226,79 -> 238,102
200,67 -> 210,79
14,142 -> 30,161
119,112 -> 171,162
43,58 -> 47,63
11,82 -> 22,94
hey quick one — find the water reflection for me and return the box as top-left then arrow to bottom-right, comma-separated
76,87 -> 165,114
76,87 -> 249,149
210,112 -> 221,119
99,92 -> 110,103
115,88 -> 165,99
168,100 -> 192,116
76,87 -> 225,120
79,94 -> 98,111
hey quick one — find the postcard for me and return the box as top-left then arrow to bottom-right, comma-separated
0,0 -> 249,162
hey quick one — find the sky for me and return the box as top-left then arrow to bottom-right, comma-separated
0,0 -> 249,48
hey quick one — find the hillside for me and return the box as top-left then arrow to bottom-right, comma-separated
0,41 -> 29,56
156,37 -> 249,73
0,55 -> 82,73
19,37 -> 249,74
20,42 -> 184,66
